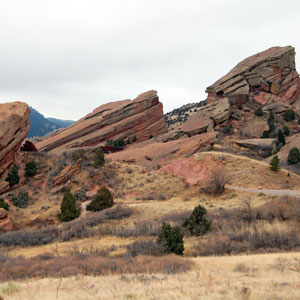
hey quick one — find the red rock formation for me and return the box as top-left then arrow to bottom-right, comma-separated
206,46 -> 300,107
36,90 -> 168,153
107,132 -> 218,168
0,102 -> 30,175
0,208 -> 13,232
53,159 -> 82,185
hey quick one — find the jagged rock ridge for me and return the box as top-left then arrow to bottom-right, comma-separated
36,90 -> 168,152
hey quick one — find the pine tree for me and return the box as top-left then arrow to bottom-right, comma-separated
287,147 -> 300,165
132,136 -> 137,142
5,164 -> 19,188
157,223 -> 184,255
183,205 -> 211,236
86,187 -> 114,212
268,111 -> 275,132
277,129 -> 286,146
25,160 -> 37,177
94,147 -> 105,168
59,189 -> 80,222
269,155 -> 280,172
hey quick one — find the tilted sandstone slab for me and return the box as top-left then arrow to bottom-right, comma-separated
0,102 -> 30,175
53,158 -> 82,185
36,90 -> 168,152
107,131 -> 218,168
206,46 -> 300,106
0,207 -> 13,232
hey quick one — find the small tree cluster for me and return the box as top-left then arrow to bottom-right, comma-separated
94,147 -> 105,168
0,198 -> 9,211
283,109 -> 295,122
25,160 -> 37,177
59,189 -> 80,222
276,129 -> 285,151
157,223 -> 184,255
106,139 -> 125,148
12,191 -> 29,208
283,126 -> 290,136
269,155 -> 280,172
268,111 -> 275,132
287,147 -> 300,165
183,205 -> 211,236
261,130 -> 269,138
255,107 -> 263,117
86,187 -> 114,212
5,164 -> 19,188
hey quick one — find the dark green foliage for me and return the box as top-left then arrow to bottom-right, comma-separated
149,135 -> 153,139
86,187 -> 114,212
5,164 -> 19,188
283,126 -> 290,136
283,109 -> 295,122
105,139 -> 113,147
72,149 -> 87,162
222,124 -> 233,134
12,191 -> 29,208
126,139 -> 131,145
25,160 -> 37,177
277,129 -> 285,146
268,111 -> 275,132
105,139 -> 125,148
238,104 -> 243,110
261,130 -> 270,138
132,136 -> 137,142
269,155 -> 280,172
287,147 -> 300,165
0,198 -> 9,211
157,223 -> 184,255
182,205 -> 211,236
59,189 -> 80,222
255,107 -> 263,117
94,147 -> 105,168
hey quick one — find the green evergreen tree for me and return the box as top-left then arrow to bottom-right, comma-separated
5,164 -> 19,188
0,198 -> 9,211
86,187 -> 114,212
287,147 -> 300,165
59,189 -> 80,222
94,147 -> 105,168
255,107 -> 263,117
283,126 -> 290,136
277,129 -> 286,146
182,205 -> 211,236
12,191 -> 29,208
25,160 -> 37,177
269,155 -> 280,172
157,223 -> 184,255
132,136 -> 137,142
261,130 -> 269,138
283,109 -> 295,122
268,111 -> 275,132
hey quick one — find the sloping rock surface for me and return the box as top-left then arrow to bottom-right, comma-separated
53,159 -> 82,185
0,102 -> 30,175
0,208 -> 13,232
206,46 -> 300,106
36,91 -> 168,152
107,131 -> 218,168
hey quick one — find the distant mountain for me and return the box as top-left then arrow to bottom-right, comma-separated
28,107 -> 75,138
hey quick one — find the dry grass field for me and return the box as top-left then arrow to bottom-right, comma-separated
1,252 -> 300,300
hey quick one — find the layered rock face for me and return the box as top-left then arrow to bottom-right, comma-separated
36,90 -> 168,152
206,46 -> 300,106
0,208 -> 13,232
0,102 -> 30,175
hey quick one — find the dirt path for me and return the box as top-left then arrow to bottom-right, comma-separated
228,185 -> 300,198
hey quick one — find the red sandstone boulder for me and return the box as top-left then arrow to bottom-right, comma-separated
0,208 -> 13,232
36,90 -> 168,153
53,159 -> 82,185
0,102 -> 30,175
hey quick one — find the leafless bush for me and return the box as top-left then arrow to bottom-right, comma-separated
273,257 -> 290,273
204,165 -> 231,194
126,239 -> 164,257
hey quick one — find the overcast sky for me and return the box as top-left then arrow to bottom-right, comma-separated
0,0 -> 299,120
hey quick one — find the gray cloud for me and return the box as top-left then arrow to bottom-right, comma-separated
0,0 -> 299,119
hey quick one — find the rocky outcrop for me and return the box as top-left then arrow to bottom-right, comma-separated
206,46 -> 300,107
236,138 -> 276,157
36,91 -> 168,152
107,131 -> 218,168
0,102 -> 30,175
53,159 -> 82,185
0,208 -> 13,232
21,140 -> 38,152
181,98 -> 231,135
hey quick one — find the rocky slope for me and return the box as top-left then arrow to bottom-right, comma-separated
36,90 -> 167,152
206,46 -> 300,106
0,102 -> 30,175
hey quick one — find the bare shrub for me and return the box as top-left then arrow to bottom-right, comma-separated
126,239 -> 164,257
273,257 -> 290,273
204,165 -> 231,194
